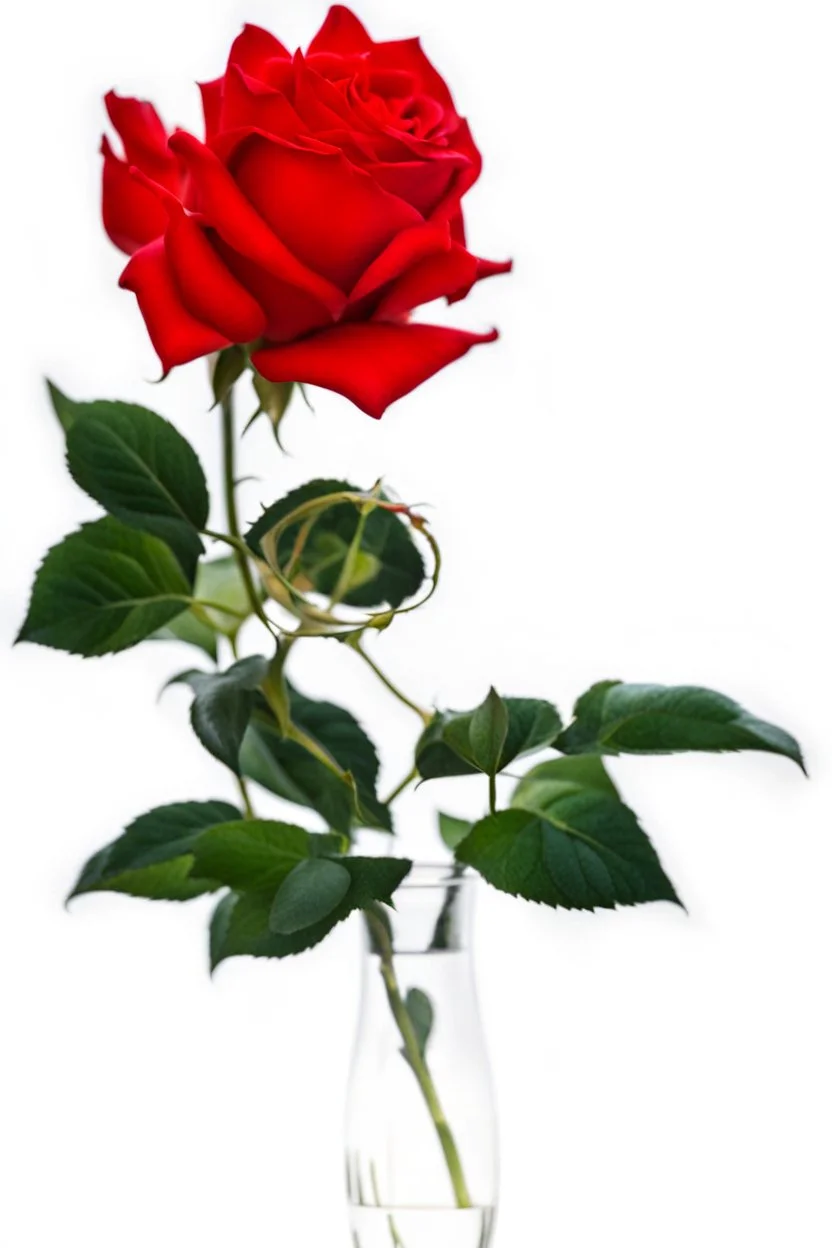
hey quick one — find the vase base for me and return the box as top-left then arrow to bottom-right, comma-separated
349,1205 -> 495,1248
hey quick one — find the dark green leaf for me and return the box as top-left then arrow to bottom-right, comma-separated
556,681 -> 804,770
17,517 -> 192,656
457,790 -> 680,912
512,755 -> 620,815
46,379 -> 80,432
169,656 -> 269,775
245,479 -> 424,610
417,697 -> 563,780
466,687 -> 510,776
438,812 -> 474,852
212,346 -> 247,408
269,858 -> 352,934
240,683 -> 392,835
69,800 -> 240,901
190,819 -> 344,893
403,988 -> 434,1062
209,855 -> 412,967
64,399 -> 209,579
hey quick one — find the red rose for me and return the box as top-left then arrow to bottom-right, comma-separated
101,5 -> 510,418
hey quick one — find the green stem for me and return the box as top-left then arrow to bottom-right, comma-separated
365,907 -> 473,1210
353,641 -> 432,726
382,766 -> 419,807
488,772 -> 497,815
219,390 -> 276,635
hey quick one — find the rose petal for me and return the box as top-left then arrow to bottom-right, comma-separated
119,238 -> 229,372
447,255 -> 513,304
227,23 -> 291,80
168,130 -> 345,315
374,244 -> 478,318
307,5 -> 373,57
369,38 -> 455,112
218,65 -> 308,143
252,321 -> 498,419
160,202 -> 267,342
104,91 -> 179,190
231,132 -> 422,291
349,224 -> 450,302
366,155 -> 467,217
213,236 -> 334,342
199,79 -> 224,140
429,117 -> 482,224
101,135 -> 168,254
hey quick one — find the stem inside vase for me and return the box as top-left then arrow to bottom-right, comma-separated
365,905 -> 473,1210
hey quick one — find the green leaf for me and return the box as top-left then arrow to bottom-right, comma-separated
169,656 -> 269,775
64,399 -> 209,579
417,697 -> 564,780
457,792 -> 681,912
466,687 -> 509,776
240,683 -> 392,835
512,755 -> 620,815
190,820 -> 344,893
69,800 -> 240,901
17,517 -> 192,656
246,479 -> 424,609
402,988 -> 434,1061
209,855 -> 412,967
212,346 -> 247,408
269,858 -> 352,934
556,681 -> 805,770
46,379 -> 80,432
438,812 -> 474,852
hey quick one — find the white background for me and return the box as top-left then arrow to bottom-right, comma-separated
1,1 -> 830,1244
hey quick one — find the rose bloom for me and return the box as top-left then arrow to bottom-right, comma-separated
102,5 -> 510,418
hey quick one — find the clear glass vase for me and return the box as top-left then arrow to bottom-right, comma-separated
346,865 -> 498,1248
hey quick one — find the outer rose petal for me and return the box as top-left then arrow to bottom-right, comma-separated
119,238 -> 229,372
105,91 -> 180,189
307,5 -> 372,56
227,23 -> 291,78
231,133 -> 422,291
199,79 -> 223,139
252,321 -> 498,419
162,205 -> 267,342
348,223 -> 450,302
447,255 -> 513,304
366,156 -> 468,217
168,130 -> 345,315
213,236 -> 334,342
374,244 -> 479,319
101,136 -> 168,254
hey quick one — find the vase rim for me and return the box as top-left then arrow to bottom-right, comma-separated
399,862 -> 471,889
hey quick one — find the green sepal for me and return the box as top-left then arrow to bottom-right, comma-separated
212,347 -> 248,408
556,681 -> 805,770
416,696 -> 563,780
68,800 -> 241,902
167,656 -> 269,775
62,396 -> 209,580
245,478 -> 424,610
248,375 -> 295,448
209,855 -> 412,967
17,517 -> 192,656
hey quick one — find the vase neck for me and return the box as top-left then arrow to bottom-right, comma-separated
363,865 -> 474,955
